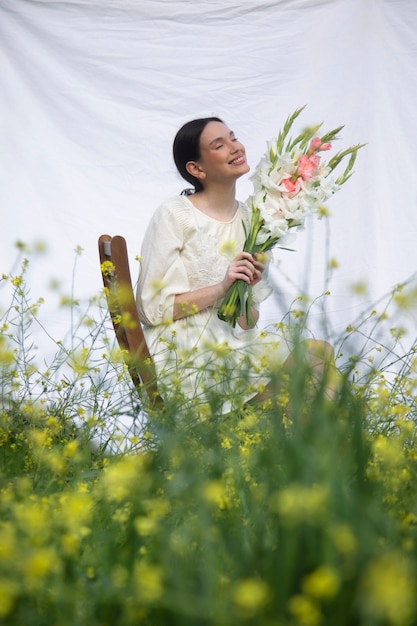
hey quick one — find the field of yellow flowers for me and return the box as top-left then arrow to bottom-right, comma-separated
1,249 -> 417,626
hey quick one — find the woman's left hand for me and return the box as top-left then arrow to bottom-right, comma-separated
248,253 -> 265,287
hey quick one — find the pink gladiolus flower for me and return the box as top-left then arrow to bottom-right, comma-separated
308,137 -> 332,155
310,154 -> 320,168
297,154 -> 319,179
282,177 -> 299,193
308,137 -> 322,154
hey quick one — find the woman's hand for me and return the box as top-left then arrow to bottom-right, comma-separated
173,253 -> 265,322
250,252 -> 265,286
220,252 -> 265,294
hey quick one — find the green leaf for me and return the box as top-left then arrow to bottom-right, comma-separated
287,123 -> 323,152
276,105 -> 306,153
319,125 -> 345,144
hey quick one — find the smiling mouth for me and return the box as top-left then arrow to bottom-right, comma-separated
229,155 -> 246,166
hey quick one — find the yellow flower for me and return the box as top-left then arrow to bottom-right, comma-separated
220,436 -> 232,449
69,347 -> 91,374
0,334 -> 16,366
100,260 -> 115,276
372,434 -> 403,468
57,492 -> 93,531
233,578 -> 269,613
390,326 -> 407,341
402,512 -> 417,528
13,499 -> 51,540
203,479 -> 228,509
150,278 -> 166,295
360,551 -> 415,625
23,547 -> 60,590
218,238 -> 238,258
212,341 -> 232,358
10,276 -> 23,288
0,579 -> 19,618
60,295 -> 80,307
329,523 -> 357,557
44,450 -> 66,474
393,284 -> 417,310
100,454 -> 148,502
327,256 -> 339,269
288,594 -> 321,626
134,516 -> 158,536
60,530 -> 89,556
133,561 -> 163,602
64,440 -> 79,459
302,565 -> 340,600
395,419 -> 415,438
271,483 -> 328,524
351,280 -> 368,296
237,410 -> 259,431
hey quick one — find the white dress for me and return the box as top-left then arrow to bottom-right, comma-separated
136,195 -> 291,413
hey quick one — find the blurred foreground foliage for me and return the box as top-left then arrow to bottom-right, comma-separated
1,251 -> 417,626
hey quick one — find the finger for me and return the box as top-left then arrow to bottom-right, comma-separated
252,260 -> 265,272
233,259 -> 254,274
249,272 -> 261,285
236,251 -> 256,264
238,262 -> 256,279
232,266 -> 254,283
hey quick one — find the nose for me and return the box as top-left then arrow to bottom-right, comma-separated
230,139 -> 243,153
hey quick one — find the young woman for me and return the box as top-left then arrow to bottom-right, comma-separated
136,117 -> 335,412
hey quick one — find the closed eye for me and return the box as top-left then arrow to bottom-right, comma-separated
214,137 -> 238,149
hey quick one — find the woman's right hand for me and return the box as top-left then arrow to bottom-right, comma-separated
220,252 -> 264,294
174,253 -> 265,321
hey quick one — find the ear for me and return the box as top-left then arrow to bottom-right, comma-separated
186,160 -> 206,181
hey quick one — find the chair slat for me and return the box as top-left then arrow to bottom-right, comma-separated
98,234 -> 162,405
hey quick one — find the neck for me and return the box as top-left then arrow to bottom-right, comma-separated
192,182 -> 238,220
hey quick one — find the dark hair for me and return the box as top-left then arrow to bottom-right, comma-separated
173,117 -> 223,194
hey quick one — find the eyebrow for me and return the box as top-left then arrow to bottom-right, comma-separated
209,131 -> 235,146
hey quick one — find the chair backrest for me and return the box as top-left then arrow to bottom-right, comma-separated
98,234 -> 162,405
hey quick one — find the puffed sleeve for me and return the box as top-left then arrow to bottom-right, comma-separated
136,198 -> 192,326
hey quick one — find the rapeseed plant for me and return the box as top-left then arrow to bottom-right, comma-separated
1,247 -> 417,625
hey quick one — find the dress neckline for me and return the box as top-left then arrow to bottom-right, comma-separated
183,195 -> 240,224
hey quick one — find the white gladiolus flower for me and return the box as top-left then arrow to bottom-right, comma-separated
266,138 -> 278,159
319,176 -> 339,197
217,106 -> 364,326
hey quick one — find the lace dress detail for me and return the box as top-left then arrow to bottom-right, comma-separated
186,201 -> 244,291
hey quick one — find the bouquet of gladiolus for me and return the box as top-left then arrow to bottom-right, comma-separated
217,106 -> 365,327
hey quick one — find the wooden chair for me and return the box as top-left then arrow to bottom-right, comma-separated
98,234 -> 162,406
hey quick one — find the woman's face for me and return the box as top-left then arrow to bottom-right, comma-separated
189,121 -> 250,186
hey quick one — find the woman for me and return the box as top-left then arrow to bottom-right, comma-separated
136,117 -> 334,412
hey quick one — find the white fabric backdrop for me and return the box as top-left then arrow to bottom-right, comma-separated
1,0 -> 417,356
